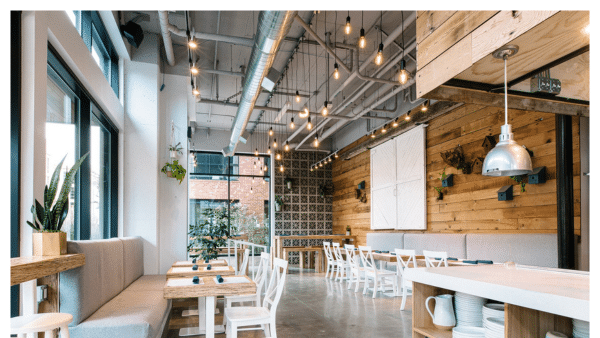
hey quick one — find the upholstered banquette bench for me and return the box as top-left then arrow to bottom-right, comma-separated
59,237 -> 171,338
366,232 -> 558,268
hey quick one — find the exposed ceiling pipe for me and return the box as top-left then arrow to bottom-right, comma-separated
286,13 -> 416,145
221,11 -> 296,156
200,68 -> 244,77
157,11 -> 176,66
197,98 -> 391,120
166,20 -> 254,47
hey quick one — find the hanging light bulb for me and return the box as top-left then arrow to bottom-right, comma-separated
421,100 -> 429,112
328,157 -> 332,163
321,101 -> 329,116
381,125 -> 387,134
295,90 -> 301,102
290,117 -> 295,129
284,140 -> 290,151
310,167 -> 314,172
267,146 -> 271,155
273,138 -> 277,148
392,118 -> 399,127
405,111 -> 411,121
254,161 -> 257,169
359,28 -> 366,49
262,179 -> 266,185
276,153 -> 281,160
313,135 -> 320,148
279,164 -> 284,172
345,14 -> 351,35
307,116 -> 312,130
333,63 -> 340,80
370,132 -> 376,138
188,37 -> 198,49
319,162 -> 323,167
299,106 -> 309,118
398,59 -> 410,84
269,127 -> 274,136
190,63 -> 199,75
254,148 -> 259,156
483,45 -> 532,176
375,43 -> 384,65
334,153 -> 339,159
250,186 -> 254,194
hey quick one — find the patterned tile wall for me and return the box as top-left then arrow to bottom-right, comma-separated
274,150 -> 333,265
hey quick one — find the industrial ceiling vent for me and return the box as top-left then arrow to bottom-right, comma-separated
530,69 -> 561,95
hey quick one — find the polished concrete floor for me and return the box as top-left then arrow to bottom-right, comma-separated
166,267 -> 413,338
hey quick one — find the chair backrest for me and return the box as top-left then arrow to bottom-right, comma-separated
332,242 -> 345,262
346,245 -> 361,268
253,252 -> 270,297
238,248 -> 251,275
262,258 -> 289,317
423,250 -> 448,267
358,245 -> 375,270
394,249 -> 417,275
323,242 -> 334,261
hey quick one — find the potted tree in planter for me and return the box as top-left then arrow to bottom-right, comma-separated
161,160 -> 186,184
27,153 -> 89,256
274,195 -> 284,212
187,207 -> 232,261
169,142 -> 183,159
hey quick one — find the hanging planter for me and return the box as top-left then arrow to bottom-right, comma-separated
169,142 -> 183,159
284,178 -> 293,190
274,195 -> 284,212
161,160 -> 186,184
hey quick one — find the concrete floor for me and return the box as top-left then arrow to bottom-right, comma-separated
166,268 -> 413,338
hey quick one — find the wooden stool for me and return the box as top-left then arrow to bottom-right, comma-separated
11,313 -> 72,338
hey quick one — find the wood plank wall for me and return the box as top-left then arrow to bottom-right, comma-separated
332,104 -> 581,246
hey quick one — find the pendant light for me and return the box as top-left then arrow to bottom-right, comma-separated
299,38 -> 309,118
295,47 -> 301,102
279,164 -> 284,172
370,132 -> 376,138
273,138 -> 277,148
397,12 -> 410,84
192,84 -> 200,96
392,118 -> 399,127
344,12 -> 351,35
276,152 -> 281,160
334,153 -> 338,159
188,29 -> 197,49
254,148 -> 259,156
269,126 -> 274,136
421,100 -> 429,112
482,45 -> 532,177
405,111 -> 411,121
284,140 -> 290,151
322,102 -> 328,116
333,63 -> 340,79
381,125 -> 387,134
300,106 -> 309,118
267,146 -> 271,155
313,134 -> 319,148
374,12 -> 383,66
307,116 -> 312,130
358,12 -> 366,49
290,117 -> 295,129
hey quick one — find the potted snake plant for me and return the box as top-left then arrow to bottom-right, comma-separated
28,153 -> 89,256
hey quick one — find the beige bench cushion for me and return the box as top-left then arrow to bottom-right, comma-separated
466,234 -> 558,268
403,233 -> 467,258
366,233 -> 404,251
121,236 -> 144,288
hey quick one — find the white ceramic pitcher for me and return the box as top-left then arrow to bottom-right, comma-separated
425,294 -> 456,330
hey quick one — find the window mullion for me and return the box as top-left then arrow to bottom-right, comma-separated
77,96 -> 91,240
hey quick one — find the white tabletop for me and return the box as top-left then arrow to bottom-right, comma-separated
404,264 -> 589,321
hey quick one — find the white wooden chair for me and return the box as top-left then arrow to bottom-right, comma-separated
237,248 -> 251,275
395,248 -> 417,310
423,250 -> 448,267
345,245 -> 366,292
222,252 -> 270,327
332,242 -> 350,282
10,313 -> 72,338
322,242 -> 337,279
359,245 -> 398,298
224,258 -> 289,338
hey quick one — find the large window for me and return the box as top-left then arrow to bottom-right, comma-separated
188,152 -> 270,257
47,46 -> 118,240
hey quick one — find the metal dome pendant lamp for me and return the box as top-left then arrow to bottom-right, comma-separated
482,45 -> 533,176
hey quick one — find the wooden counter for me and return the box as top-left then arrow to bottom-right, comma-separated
404,264 -> 588,338
11,254 -> 85,286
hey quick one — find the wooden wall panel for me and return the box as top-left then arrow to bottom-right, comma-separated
332,103 -> 581,246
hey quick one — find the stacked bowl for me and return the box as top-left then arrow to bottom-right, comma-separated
482,303 -> 505,320
454,292 -> 487,327
482,317 -> 504,338
572,319 -> 589,338
452,326 -> 485,338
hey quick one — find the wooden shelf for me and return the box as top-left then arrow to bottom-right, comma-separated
11,254 -> 85,285
413,326 -> 453,338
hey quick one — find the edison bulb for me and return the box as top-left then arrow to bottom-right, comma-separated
405,113 -> 411,121
333,64 -> 340,80
269,127 -> 273,136
344,16 -> 351,35
375,51 -> 383,66
254,148 -> 259,156
295,90 -> 301,102
267,147 -> 271,155
273,139 -> 277,148
192,87 -> 200,96
370,132 -> 376,138
321,106 -> 328,116
392,119 -> 399,127
381,127 -> 387,134
290,118 -> 295,129
284,141 -> 290,151
190,64 -> 199,75
279,165 -> 284,172
359,28 -> 366,49
276,153 -> 281,160
188,39 -> 197,49
313,136 -> 319,147
398,69 -> 409,85
307,118 -> 312,130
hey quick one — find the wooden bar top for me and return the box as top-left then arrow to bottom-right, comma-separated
164,275 -> 256,299
166,265 -> 235,279
11,254 -> 85,286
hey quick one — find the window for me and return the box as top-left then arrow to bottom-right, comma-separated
47,46 -> 118,240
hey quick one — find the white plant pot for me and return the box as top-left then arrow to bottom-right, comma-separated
275,204 -> 281,212
170,150 -> 177,159
346,231 -> 350,236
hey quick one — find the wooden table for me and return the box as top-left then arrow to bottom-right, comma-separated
164,276 -> 256,338
166,265 -> 235,279
273,235 -> 356,261
172,259 -> 228,267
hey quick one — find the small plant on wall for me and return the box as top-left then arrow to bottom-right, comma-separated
169,142 -> 183,159
274,195 -> 284,212
510,174 -> 527,192
161,160 -> 186,184
434,186 -> 444,200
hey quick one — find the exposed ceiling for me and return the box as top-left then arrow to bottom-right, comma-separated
123,10 -> 417,151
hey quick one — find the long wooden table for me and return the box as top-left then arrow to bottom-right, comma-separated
164,275 -> 256,338
166,265 -> 235,279
273,235 -> 356,261
172,259 -> 228,267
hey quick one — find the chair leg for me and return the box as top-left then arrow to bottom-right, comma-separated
45,331 -> 53,338
325,262 -> 329,278
363,277 -> 369,295
263,321 -> 271,337
230,323 -> 238,338
270,319 -> 277,338
299,251 -> 305,269
60,325 -> 70,338
372,277 -> 378,298
401,283 -> 408,311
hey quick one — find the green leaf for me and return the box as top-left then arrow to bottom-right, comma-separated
57,199 -> 69,232
26,221 -> 39,231
53,152 -> 88,227
46,155 -> 66,209
34,200 -> 45,226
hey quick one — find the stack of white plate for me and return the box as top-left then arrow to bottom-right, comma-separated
483,317 -> 504,338
452,326 -> 485,338
482,303 -> 505,320
455,292 -> 487,327
572,319 -> 589,338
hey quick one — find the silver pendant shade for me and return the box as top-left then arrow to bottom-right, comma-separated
482,45 -> 533,176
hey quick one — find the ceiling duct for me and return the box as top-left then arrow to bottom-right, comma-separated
222,11 -> 296,157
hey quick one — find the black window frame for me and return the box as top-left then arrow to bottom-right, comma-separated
11,10 -> 21,319
47,44 -> 119,240
80,11 -> 119,96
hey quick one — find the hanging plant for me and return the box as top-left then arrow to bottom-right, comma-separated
161,160 -> 186,184
434,186 -> 444,200
169,142 -> 183,159
510,174 -> 527,192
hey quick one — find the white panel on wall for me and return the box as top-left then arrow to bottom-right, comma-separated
395,126 -> 426,230
370,138 -> 396,189
396,126 -> 425,183
371,186 -> 397,230
396,180 -> 426,230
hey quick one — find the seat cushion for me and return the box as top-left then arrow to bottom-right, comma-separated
60,238 -> 125,325
69,275 -> 171,338
403,234 -> 467,258
121,236 -> 144,288
466,234 -> 558,268
366,233 -> 404,252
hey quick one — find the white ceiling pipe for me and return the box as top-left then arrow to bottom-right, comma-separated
158,11 -> 176,66
292,41 -> 416,149
166,20 -> 254,47
286,13 -> 416,145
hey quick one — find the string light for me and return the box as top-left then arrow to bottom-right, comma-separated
319,162 -> 323,167
290,117 -> 295,129
421,100 -> 429,112
190,63 -> 199,75
381,125 -> 387,134
344,12 -> 351,35
334,153 -> 339,159
307,116 -> 312,130
370,132 -> 376,138
328,157 -> 332,163
333,63 -> 340,80
392,118 -> 399,127
405,111 -> 411,121
284,140 -> 290,151
310,167 -> 314,172
255,148 -> 259,156
192,85 -> 200,96
188,37 -> 197,49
